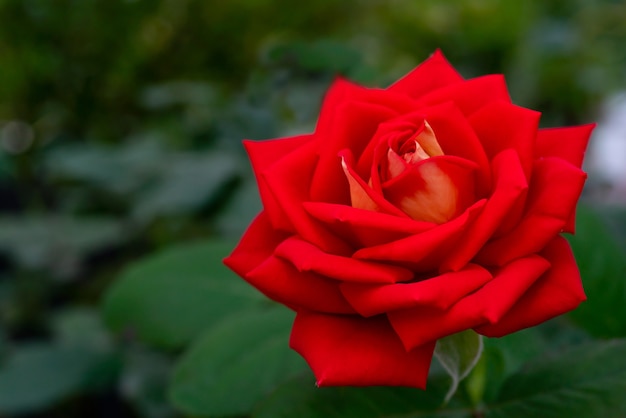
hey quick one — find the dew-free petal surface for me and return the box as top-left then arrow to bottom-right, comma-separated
290,311 -> 435,388
475,237 -> 586,337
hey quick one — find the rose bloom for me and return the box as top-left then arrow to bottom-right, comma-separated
224,51 -> 594,389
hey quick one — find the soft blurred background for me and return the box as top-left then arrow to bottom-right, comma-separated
0,1 -> 625,417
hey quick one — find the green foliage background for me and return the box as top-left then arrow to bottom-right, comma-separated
0,0 -> 625,417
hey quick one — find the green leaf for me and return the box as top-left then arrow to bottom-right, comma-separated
102,239 -> 264,349
567,206 -> 626,338
119,345 -> 178,418
0,343 -> 101,414
169,307 -> 308,417
131,152 -> 239,221
213,175 -> 262,238
434,330 -> 484,403
0,215 -> 126,276
468,328 -> 545,404
51,307 -> 113,352
253,374 -> 453,418
485,339 -> 626,417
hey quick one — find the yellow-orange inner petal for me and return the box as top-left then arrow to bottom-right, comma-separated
341,157 -> 379,212
395,163 -> 459,224
342,119 -> 467,224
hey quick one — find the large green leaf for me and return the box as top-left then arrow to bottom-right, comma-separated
253,374 -> 454,418
485,339 -> 626,418
169,307 -> 307,417
102,239 -> 264,349
0,343 -> 102,414
567,206 -> 626,338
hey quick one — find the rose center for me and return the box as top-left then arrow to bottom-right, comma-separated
341,118 -> 470,224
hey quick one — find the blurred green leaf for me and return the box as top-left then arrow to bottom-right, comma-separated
213,175 -> 262,238
51,307 -> 113,351
120,345 -> 178,418
0,215 -> 127,277
435,330 -> 483,403
0,343 -> 102,414
169,307 -> 307,417
485,339 -> 626,417
131,152 -> 239,221
103,239 -> 264,349
253,374 -> 456,418
139,81 -> 216,110
467,328 -> 546,404
44,140 -> 164,195
567,206 -> 626,338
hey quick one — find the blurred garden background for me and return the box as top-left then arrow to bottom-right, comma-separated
0,0 -> 625,417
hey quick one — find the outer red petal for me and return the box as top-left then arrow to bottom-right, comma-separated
414,75 -> 511,116
388,255 -> 550,351
536,124 -> 595,169
274,236 -> 414,284
475,237 -> 586,337
468,101 -> 540,182
261,139 -> 352,255
224,212 -> 289,279
441,150 -> 528,271
388,50 -> 464,98
476,157 -> 587,266
290,311 -> 435,388
244,135 -> 313,231
536,124 -> 594,233
353,199 -> 486,272
340,264 -> 492,317
246,255 -> 355,314
303,201 -> 435,248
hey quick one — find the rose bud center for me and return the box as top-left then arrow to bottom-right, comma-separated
342,119 -> 476,224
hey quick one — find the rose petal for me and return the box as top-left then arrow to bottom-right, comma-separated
536,124 -> 594,233
244,135 -> 313,231
414,75 -> 511,116
340,264 -> 492,317
388,254 -> 550,350
353,199 -> 486,272
311,100 -> 400,204
536,124 -> 595,169
274,236 -> 414,284
468,101 -> 540,182
246,255 -> 355,314
476,157 -> 587,266
382,156 -> 478,223
290,311 -> 435,388
420,102 -> 492,196
303,201 -> 435,248
476,237 -> 586,337
441,149 -> 528,271
356,115 -> 428,182
388,49 -> 464,98
340,149 -> 409,218
261,139 -> 352,255
224,211 -> 289,278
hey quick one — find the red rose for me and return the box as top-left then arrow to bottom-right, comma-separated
224,50 -> 593,389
